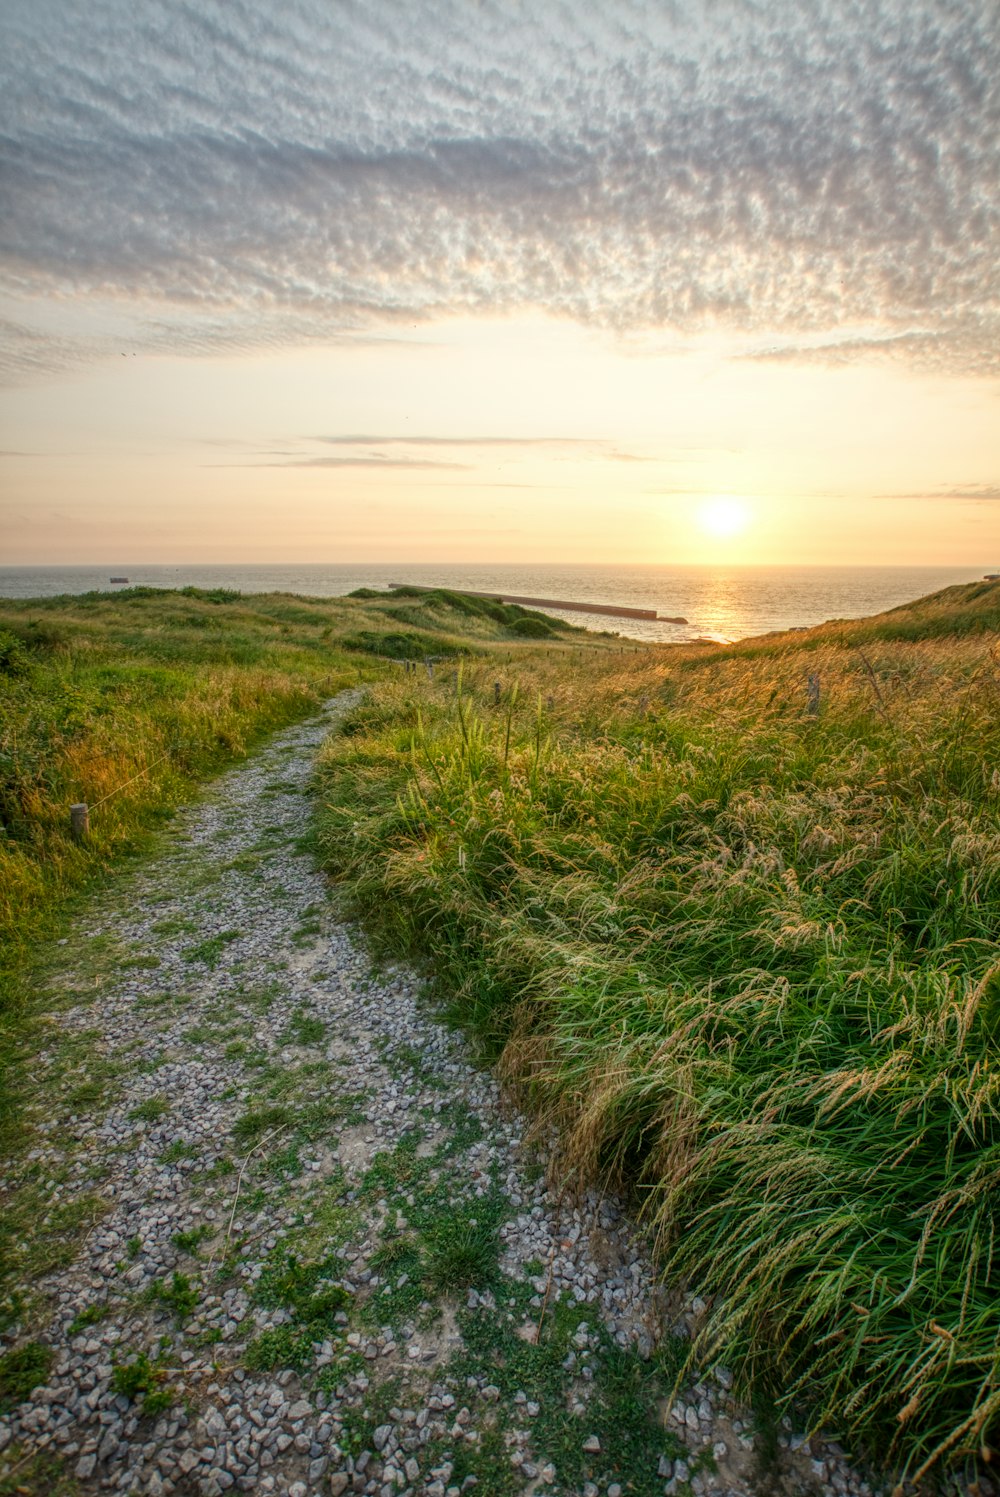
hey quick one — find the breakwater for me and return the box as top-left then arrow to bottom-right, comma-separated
388,583 -> 680,623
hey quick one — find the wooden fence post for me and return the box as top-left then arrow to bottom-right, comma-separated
807,672 -> 821,716
494,680 -> 501,706
70,803 -> 90,840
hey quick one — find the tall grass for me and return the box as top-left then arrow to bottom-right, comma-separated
0,582 -> 570,1010
0,590 -> 374,1008
316,587 -> 1000,1484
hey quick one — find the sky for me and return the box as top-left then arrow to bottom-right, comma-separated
1,0 -> 998,567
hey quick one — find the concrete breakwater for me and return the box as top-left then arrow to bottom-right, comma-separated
389,583 -> 687,625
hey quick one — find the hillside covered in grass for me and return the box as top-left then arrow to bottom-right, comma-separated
316,579 -> 1000,1485
0,582 -> 570,1005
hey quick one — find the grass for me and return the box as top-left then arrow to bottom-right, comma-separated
315,579 -> 1000,1485
171,1224 -> 213,1255
280,1006 -> 326,1046
0,583 -> 574,1154
244,1247 -> 351,1373
110,1350 -> 175,1415
7,573 -> 996,1484
232,1103 -> 295,1147
0,1449 -> 82,1497
183,929 -> 241,968
145,1270 -> 199,1324
424,1217 -> 499,1292
128,1094 -> 169,1123
0,1341 -> 52,1413
446,1296 -> 686,1495
0,1193 -> 108,1301
356,1120 -> 508,1328
254,1248 -> 350,1325
66,1303 -> 108,1336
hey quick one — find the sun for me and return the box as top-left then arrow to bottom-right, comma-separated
697,497 -> 752,540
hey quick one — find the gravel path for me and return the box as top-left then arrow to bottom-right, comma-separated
1,693 -> 883,1497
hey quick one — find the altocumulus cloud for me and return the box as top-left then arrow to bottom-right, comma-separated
1,0 -> 997,377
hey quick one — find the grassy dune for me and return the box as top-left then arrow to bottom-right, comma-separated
316,581 -> 1000,1483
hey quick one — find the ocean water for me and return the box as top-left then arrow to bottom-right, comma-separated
0,562 -> 988,643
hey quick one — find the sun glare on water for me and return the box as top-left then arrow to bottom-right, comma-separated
697,498 -> 752,540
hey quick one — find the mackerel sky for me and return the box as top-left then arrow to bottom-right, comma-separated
2,0 -> 999,564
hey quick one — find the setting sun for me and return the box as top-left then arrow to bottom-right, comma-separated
697,498 -> 752,540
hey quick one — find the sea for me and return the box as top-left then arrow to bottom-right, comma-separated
0,563 -> 990,644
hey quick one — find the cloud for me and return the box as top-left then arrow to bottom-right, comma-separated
879,484 -> 1000,501
224,433 -> 656,466
1,0 -> 997,377
0,315 -> 107,384
258,455 -> 469,470
312,434 -> 603,448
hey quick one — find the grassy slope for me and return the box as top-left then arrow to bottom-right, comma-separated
316,580 -> 1000,1484
0,584 -> 571,1139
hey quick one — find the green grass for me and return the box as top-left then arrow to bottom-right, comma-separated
0,587 -> 371,1163
0,592 -> 367,992
0,1341 -> 52,1412
423,1217 -> 499,1292
407,1291 -> 685,1496
183,929 -> 241,968
243,1246 -> 351,1373
0,1193 -> 108,1298
244,1323 -> 318,1374
315,580 -> 1000,1485
128,1094 -> 169,1123
66,1302 -> 108,1336
145,1270 -> 199,1324
355,1121 -> 509,1330
171,1224 -> 213,1255
280,1006 -> 326,1046
110,1350 -> 175,1414
232,1103 -> 295,1147
254,1249 -> 350,1326
0,583 -> 564,1157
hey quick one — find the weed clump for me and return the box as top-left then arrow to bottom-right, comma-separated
0,1341 -> 52,1411
111,1351 -> 174,1415
254,1250 -> 349,1328
244,1249 -> 351,1373
424,1218 -> 499,1292
145,1271 -> 198,1324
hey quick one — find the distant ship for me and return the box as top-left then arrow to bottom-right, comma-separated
109,576 -> 129,584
